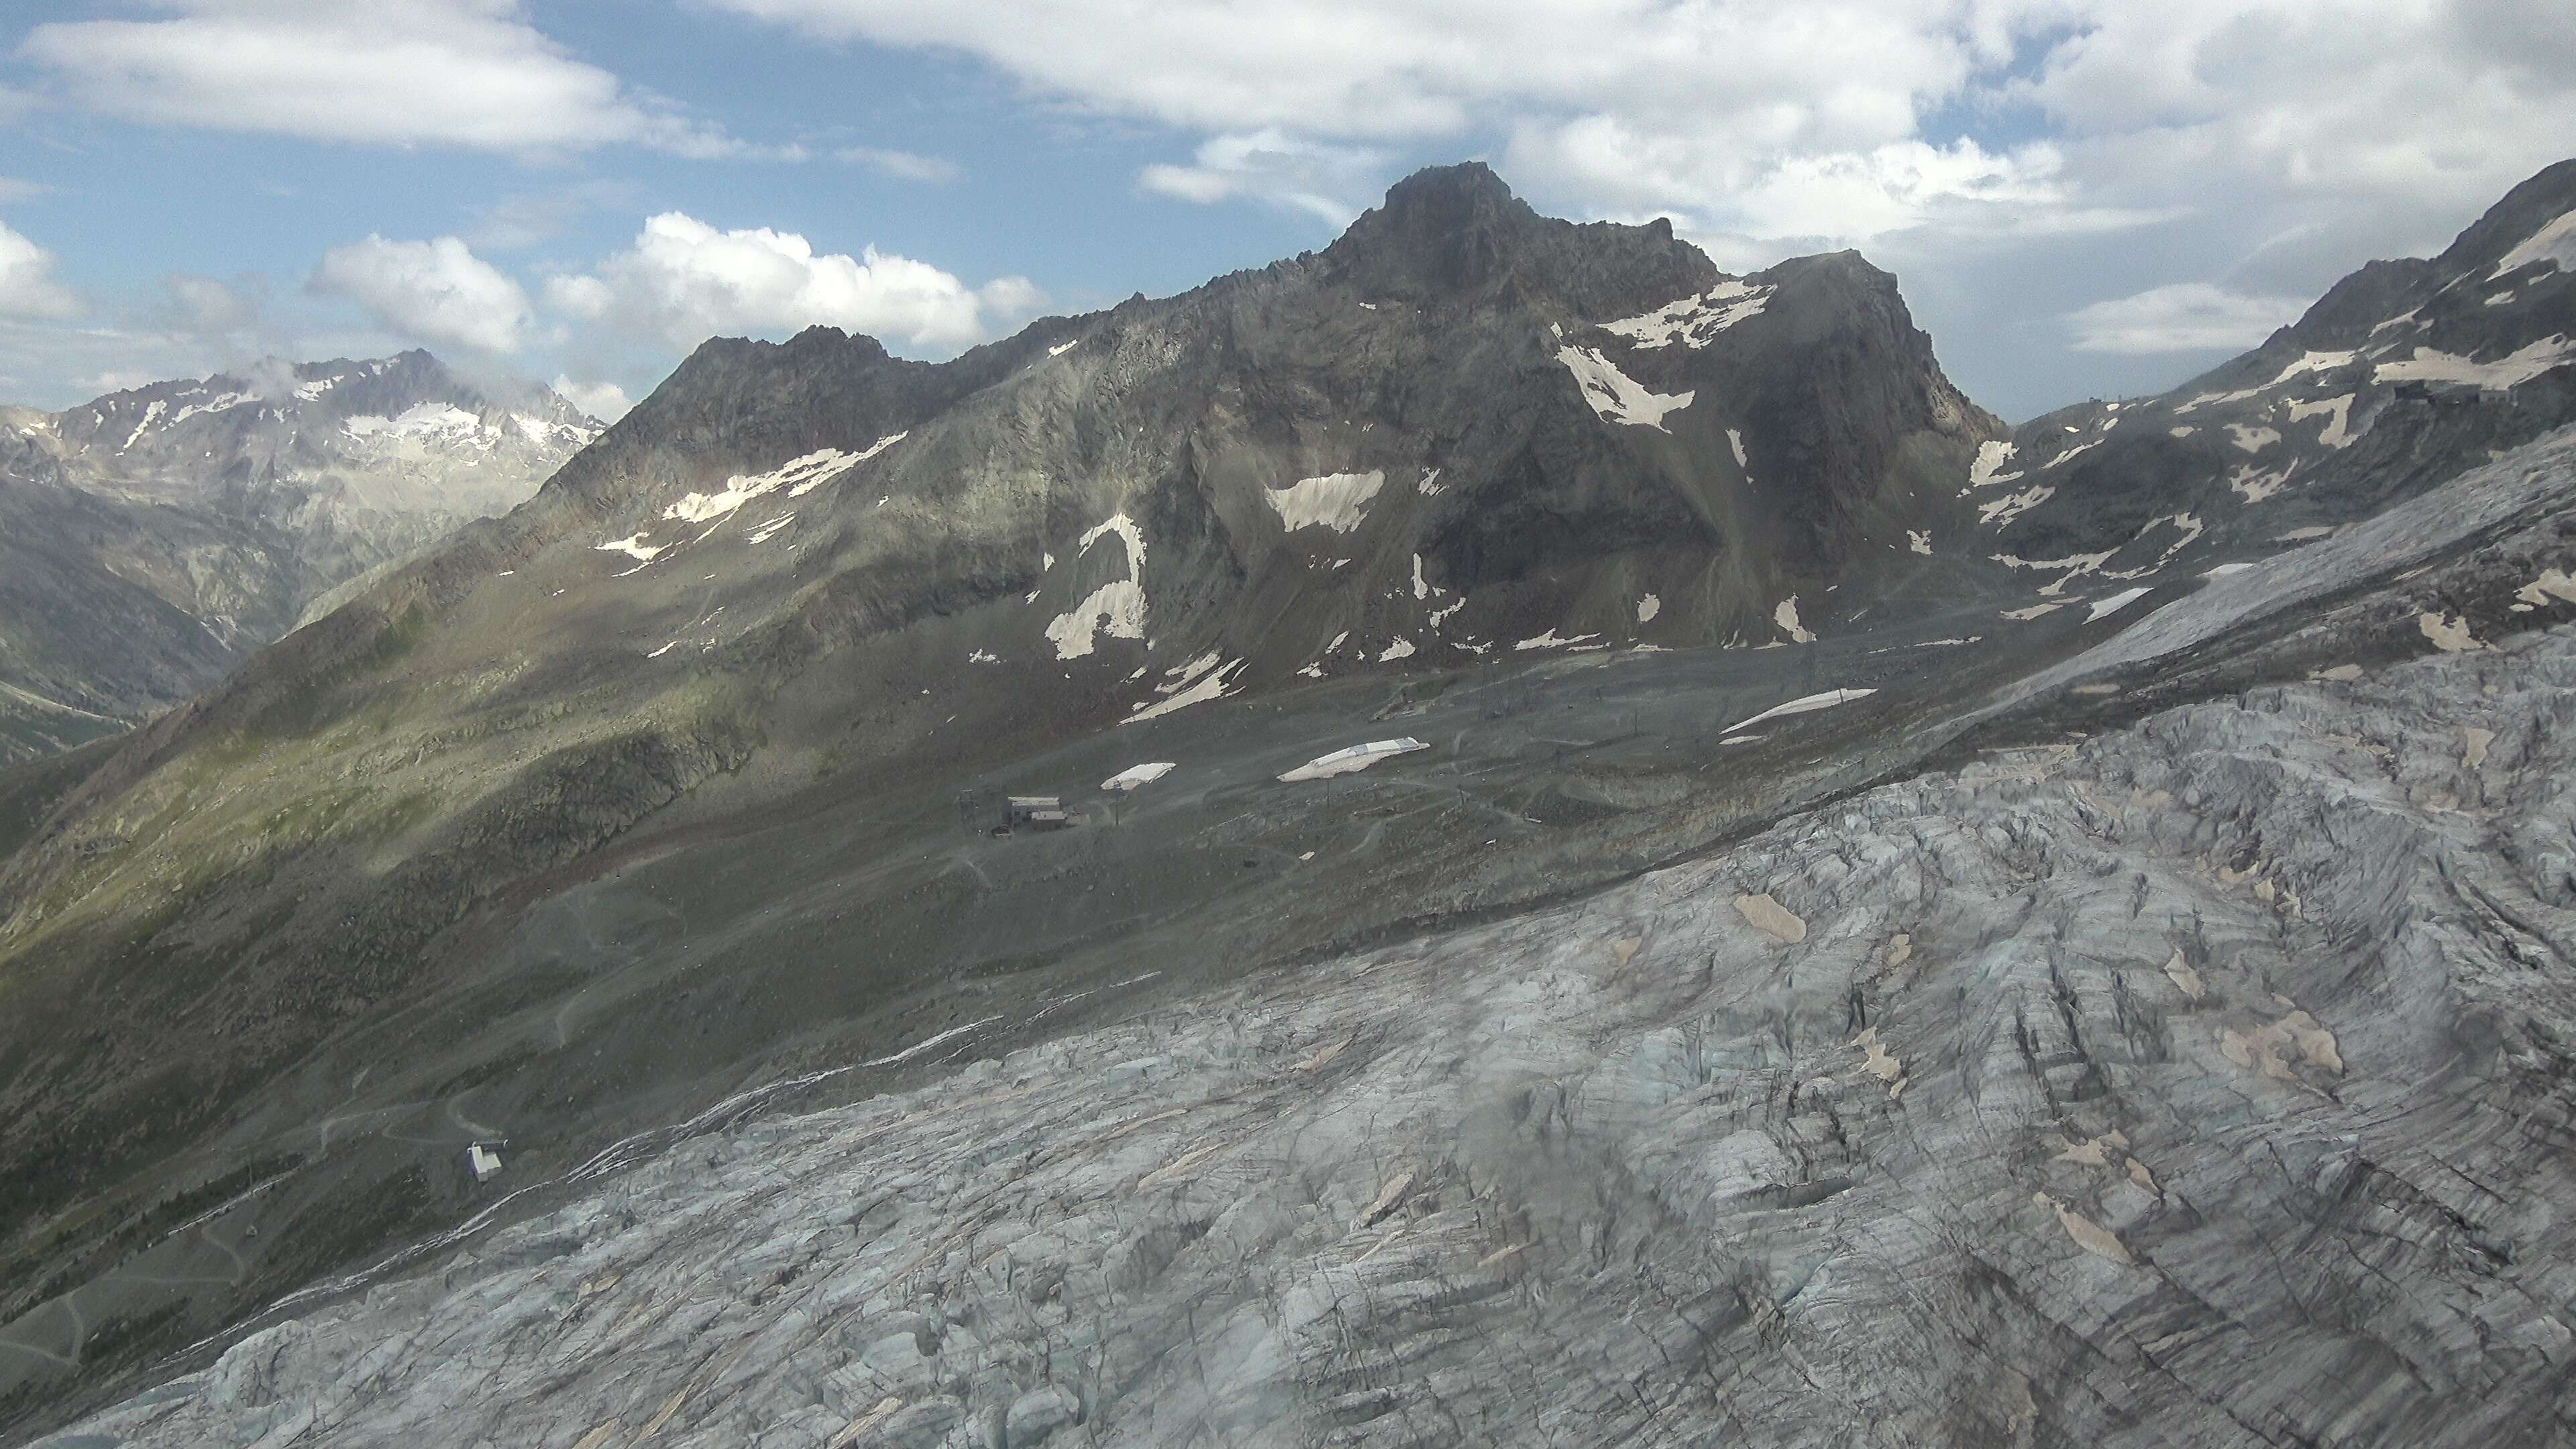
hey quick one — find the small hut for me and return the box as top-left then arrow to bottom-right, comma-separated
1000,796 -> 1083,833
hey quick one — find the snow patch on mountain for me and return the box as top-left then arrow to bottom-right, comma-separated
1048,513 -> 1150,660
1125,657 -> 1242,722
344,403 -> 492,448
1046,584 -> 1145,659
596,535 -> 663,563
2044,438 -> 2104,470
1969,439 -> 2023,488
667,449 -> 857,524
118,400 -> 165,451
1978,484 -> 2055,527
169,392 -> 256,427
2490,208 -> 2576,278
1596,279 -> 1771,350
1556,346 -> 1693,430
2375,336 -> 2575,390
1267,470 -> 1384,533
2229,459 -> 2300,503
1515,629 -> 1601,651
2286,394 -> 2355,449
1994,549 -> 2118,595
2267,350 -> 2357,388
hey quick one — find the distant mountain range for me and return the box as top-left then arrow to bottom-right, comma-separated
0,352 -> 598,763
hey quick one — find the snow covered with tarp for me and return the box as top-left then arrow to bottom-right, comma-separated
1278,738 -> 1428,782
1101,762 -> 1176,792
1722,688 -> 1876,735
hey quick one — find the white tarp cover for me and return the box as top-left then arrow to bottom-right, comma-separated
1102,762 -> 1177,791
1279,738 -> 1428,782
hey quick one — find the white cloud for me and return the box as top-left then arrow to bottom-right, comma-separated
837,147 -> 961,183
310,235 -> 535,355
18,0 -> 765,158
708,0 -> 2576,420
76,368 -> 160,395
2063,283 -> 2308,354
710,2 -> 2576,244
545,211 -> 1039,354
708,0 -> 2047,241
467,180 -> 643,252
2021,1 -> 2576,214
0,313 -> 428,411
0,221 -> 80,320
160,273 -> 264,336
975,275 -> 1047,330
551,374 -> 634,423
1140,130 -> 1383,223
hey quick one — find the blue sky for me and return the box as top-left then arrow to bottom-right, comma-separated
2,1 -> 2572,423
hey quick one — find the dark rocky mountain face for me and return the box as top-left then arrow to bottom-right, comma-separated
1969,159 -> 2576,603
0,353 -> 598,764
518,162 -> 1995,714
10,161 -> 2576,1443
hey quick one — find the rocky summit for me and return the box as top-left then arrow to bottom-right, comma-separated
0,352 -> 599,764
7,162 -> 2576,1446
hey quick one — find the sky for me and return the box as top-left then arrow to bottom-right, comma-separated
1,2 -> 2572,425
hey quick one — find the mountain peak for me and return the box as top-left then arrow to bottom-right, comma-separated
1378,160 -> 1523,219
1323,162 -> 1544,293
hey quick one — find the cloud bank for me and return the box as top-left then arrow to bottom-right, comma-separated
309,235 -> 537,356
0,221 -> 79,320
544,212 -> 1039,354
19,0 -> 759,158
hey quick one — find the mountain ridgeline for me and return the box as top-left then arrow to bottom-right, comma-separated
437,160 -> 2000,715
9,159 -> 2576,1440
1974,159 -> 2576,580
